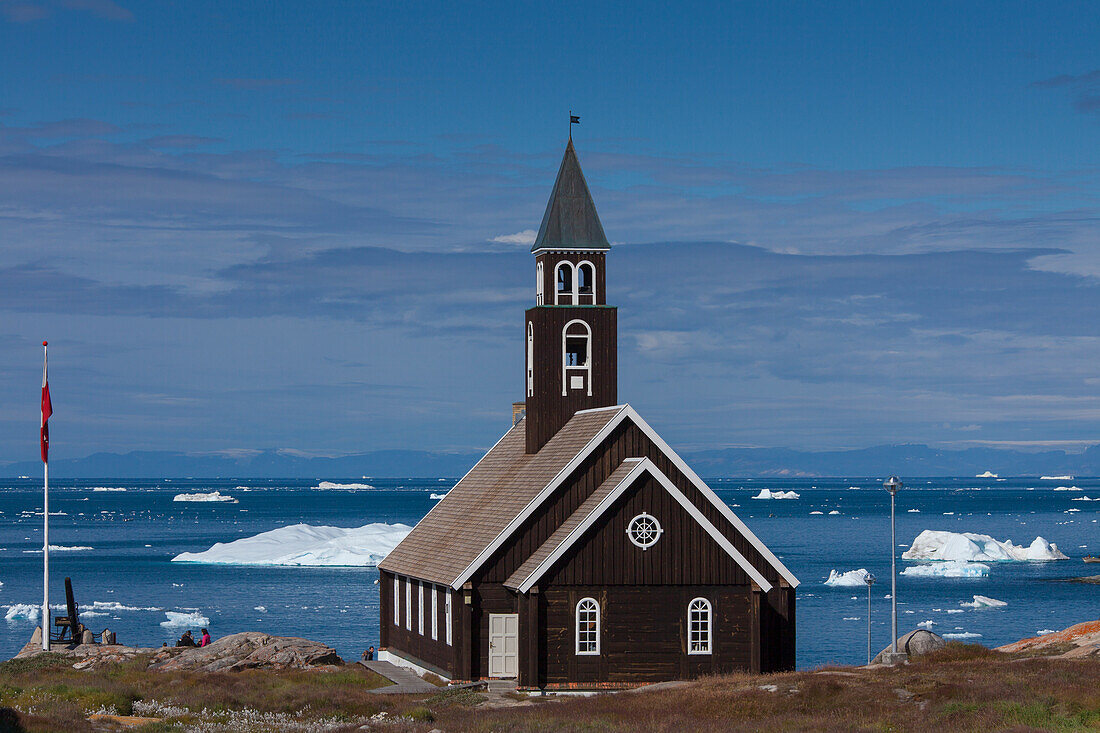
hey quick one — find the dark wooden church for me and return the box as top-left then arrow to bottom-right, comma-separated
377,138 -> 798,689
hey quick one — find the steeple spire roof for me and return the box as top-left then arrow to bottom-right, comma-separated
531,139 -> 610,253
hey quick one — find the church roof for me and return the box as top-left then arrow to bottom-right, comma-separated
377,407 -> 627,588
378,404 -> 801,592
531,139 -> 610,253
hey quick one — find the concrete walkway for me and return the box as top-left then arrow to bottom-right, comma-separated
359,660 -> 440,694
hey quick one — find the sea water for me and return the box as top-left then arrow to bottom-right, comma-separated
0,477 -> 1096,669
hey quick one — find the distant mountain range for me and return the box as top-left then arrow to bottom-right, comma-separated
2,443 -> 1098,479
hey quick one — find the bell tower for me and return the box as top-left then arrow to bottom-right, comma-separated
525,138 -> 617,453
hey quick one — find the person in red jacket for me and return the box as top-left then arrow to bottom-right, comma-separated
200,628 -> 211,647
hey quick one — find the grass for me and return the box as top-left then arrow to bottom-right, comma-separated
0,645 -> 1096,731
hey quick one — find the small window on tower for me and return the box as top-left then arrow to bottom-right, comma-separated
561,320 -> 593,395
556,261 -> 574,304
578,262 -> 594,295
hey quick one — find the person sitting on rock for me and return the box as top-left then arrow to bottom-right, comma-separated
363,646 -> 375,661
200,628 -> 211,647
176,630 -> 197,647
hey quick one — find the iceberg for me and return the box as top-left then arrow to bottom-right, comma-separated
160,611 -> 209,628
960,595 -> 1007,609
1071,496 -> 1099,501
173,491 -> 237,503
429,493 -> 448,500
975,471 -> 998,478
902,530 -> 1068,562
314,482 -> 375,490
943,632 -> 981,639
751,489 -> 800,500
1041,475 -> 1074,481
823,568 -> 870,587
828,510 -> 841,515
5,604 -> 39,623
22,545 -> 93,553
91,487 -> 127,492
1053,486 -> 1081,491
900,560 -> 990,578
171,522 -> 412,567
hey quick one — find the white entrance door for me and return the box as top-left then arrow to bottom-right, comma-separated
488,613 -> 519,678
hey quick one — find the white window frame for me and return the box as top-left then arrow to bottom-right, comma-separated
555,261 -> 576,305
536,262 -> 544,305
418,581 -> 425,635
405,577 -> 412,631
688,597 -> 712,655
526,322 -> 534,398
627,512 -> 663,550
575,597 -> 600,655
431,585 -> 439,640
393,575 -> 400,625
561,319 -> 592,396
577,260 -> 596,302
445,590 -> 453,646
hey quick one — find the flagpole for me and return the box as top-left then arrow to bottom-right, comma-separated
41,341 -> 49,651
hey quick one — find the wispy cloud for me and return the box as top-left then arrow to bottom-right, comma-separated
490,229 -> 537,245
1,0 -> 132,22
214,77 -> 300,90
1032,70 -> 1100,116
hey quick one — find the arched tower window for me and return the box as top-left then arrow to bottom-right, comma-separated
575,597 -> 600,655
526,322 -> 534,397
688,598 -> 712,655
577,261 -> 595,303
536,262 -> 544,305
562,319 -> 592,396
556,261 -> 575,305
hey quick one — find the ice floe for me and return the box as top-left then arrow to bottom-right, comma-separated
902,530 -> 1068,562
160,611 -> 209,628
900,560 -> 990,578
22,545 -> 93,553
173,491 -> 237,503
313,482 -> 375,490
1071,496 -> 1099,501
942,632 -> 981,639
91,487 -> 127,492
429,493 -> 448,500
960,595 -> 1007,609
171,522 -> 413,567
1053,486 -> 1081,491
1041,475 -> 1074,481
751,489 -> 800,500
5,604 -> 40,622
823,568 -> 870,587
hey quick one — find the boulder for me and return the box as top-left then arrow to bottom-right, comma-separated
147,632 -> 344,672
871,629 -> 946,664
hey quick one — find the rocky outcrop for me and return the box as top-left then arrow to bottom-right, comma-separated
996,619 -> 1100,658
147,632 -> 343,672
14,629 -> 344,672
871,629 -> 946,664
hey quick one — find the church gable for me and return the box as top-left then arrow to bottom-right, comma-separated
474,406 -> 799,590
505,458 -> 769,591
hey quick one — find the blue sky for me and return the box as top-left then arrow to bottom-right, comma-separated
2,0 -> 1100,462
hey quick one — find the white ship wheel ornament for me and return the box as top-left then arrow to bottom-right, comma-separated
627,512 -> 663,550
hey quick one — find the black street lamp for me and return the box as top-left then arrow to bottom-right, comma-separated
883,475 -> 903,661
864,572 -> 876,664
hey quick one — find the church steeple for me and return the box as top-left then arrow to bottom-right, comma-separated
524,141 -> 618,453
531,139 -> 610,254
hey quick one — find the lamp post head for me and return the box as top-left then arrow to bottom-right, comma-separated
865,573 -> 876,586
883,476 -> 903,495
